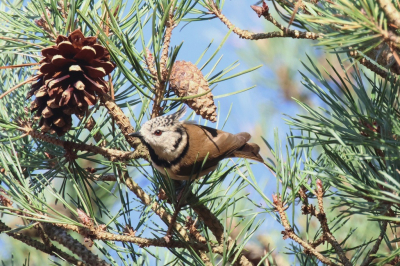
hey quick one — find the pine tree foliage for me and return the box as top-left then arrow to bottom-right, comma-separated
0,0 -> 400,265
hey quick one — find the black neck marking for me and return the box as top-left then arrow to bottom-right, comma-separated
172,127 -> 184,150
142,129 -> 189,168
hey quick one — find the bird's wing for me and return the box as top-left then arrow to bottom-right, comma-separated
174,124 -> 249,176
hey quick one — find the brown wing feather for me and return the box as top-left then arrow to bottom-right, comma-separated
174,124 -> 262,176
173,124 -> 246,176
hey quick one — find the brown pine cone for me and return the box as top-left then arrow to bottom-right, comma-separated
27,29 -> 115,136
169,61 -> 217,122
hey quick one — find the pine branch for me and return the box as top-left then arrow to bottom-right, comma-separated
272,194 -> 338,266
99,93 -> 144,150
123,172 -> 190,241
0,221 -> 86,265
360,220 -> 388,266
189,194 -> 253,266
190,201 -> 224,244
378,0 -> 400,29
208,1 -> 318,40
79,114 -> 106,147
53,220 -> 252,262
43,223 -> 110,266
349,49 -> 392,78
23,127 -> 145,161
152,7 -> 177,118
315,180 -> 351,266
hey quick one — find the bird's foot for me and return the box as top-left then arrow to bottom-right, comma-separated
163,235 -> 172,244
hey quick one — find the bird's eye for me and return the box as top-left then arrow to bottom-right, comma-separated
154,130 -> 162,136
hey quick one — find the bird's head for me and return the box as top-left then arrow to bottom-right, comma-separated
130,107 -> 188,162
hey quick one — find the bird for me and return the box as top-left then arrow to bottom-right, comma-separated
130,107 -> 264,180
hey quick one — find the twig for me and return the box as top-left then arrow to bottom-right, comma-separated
189,195 -> 252,266
209,1 -> 318,40
185,217 -> 206,243
165,204 -> 181,242
315,180 -> 351,266
123,172 -> 189,241
37,222 -> 54,248
365,43 -> 400,75
287,0 -> 303,32
190,201 -> 225,244
378,0 -> 400,29
43,223 -> 110,266
151,8 -> 176,118
0,62 -> 40,70
108,73 -> 116,137
56,221 -> 252,265
23,127 -> 146,161
0,221 -> 86,265
272,194 -> 338,266
99,93 -> 145,150
55,222 -> 221,253
310,234 -> 326,249
199,251 -> 213,266
82,116 -> 107,147
0,75 -> 40,100
389,43 -> 400,67
89,173 -> 118,182
0,36 -> 45,49
360,220 -> 388,266
349,49 -> 392,78
144,48 -> 157,78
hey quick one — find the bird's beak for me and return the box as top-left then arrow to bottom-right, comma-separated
129,132 -> 142,138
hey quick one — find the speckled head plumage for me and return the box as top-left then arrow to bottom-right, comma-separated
144,107 -> 186,129
131,107 -> 189,164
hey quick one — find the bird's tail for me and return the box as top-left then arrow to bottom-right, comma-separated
230,142 -> 264,163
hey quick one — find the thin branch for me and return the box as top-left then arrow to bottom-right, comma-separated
272,194 -> 339,266
151,7 -> 177,118
389,43 -> 400,67
165,203 -> 182,241
56,222 -> 200,249
43,223 -> 110,266
190,200 -> 225,244
99,93 -> 145,150
185,217 -> 206,244
378,0 -> 400,29
0,36 -> 46,49
189,194 -> 252,266
80,114 -> 107,147
199,251 -> 213,266
349,49 -> 392,78
55,222 -> 251,264
310,234 -> 326,249
360,220 -> 388,266
209,1 -> 318,40
122,172 -> 190,241
23,127 -> 145,161
144,47 -> 157,78
0,221 -> 86,265
0,62 -> 40,70
0,75 -> 40,100
315,180 -> 351,266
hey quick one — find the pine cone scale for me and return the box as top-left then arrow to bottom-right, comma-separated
73,46 -> 96,62
170,61 -> 217,122
51,55 -> 76,67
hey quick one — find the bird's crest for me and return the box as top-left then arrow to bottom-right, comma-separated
168,106 -> 186,121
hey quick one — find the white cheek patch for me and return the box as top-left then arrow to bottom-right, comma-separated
139,121 -> 188,163
153,129 -> 187,162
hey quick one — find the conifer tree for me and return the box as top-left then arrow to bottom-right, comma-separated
0,0 -> 399,265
